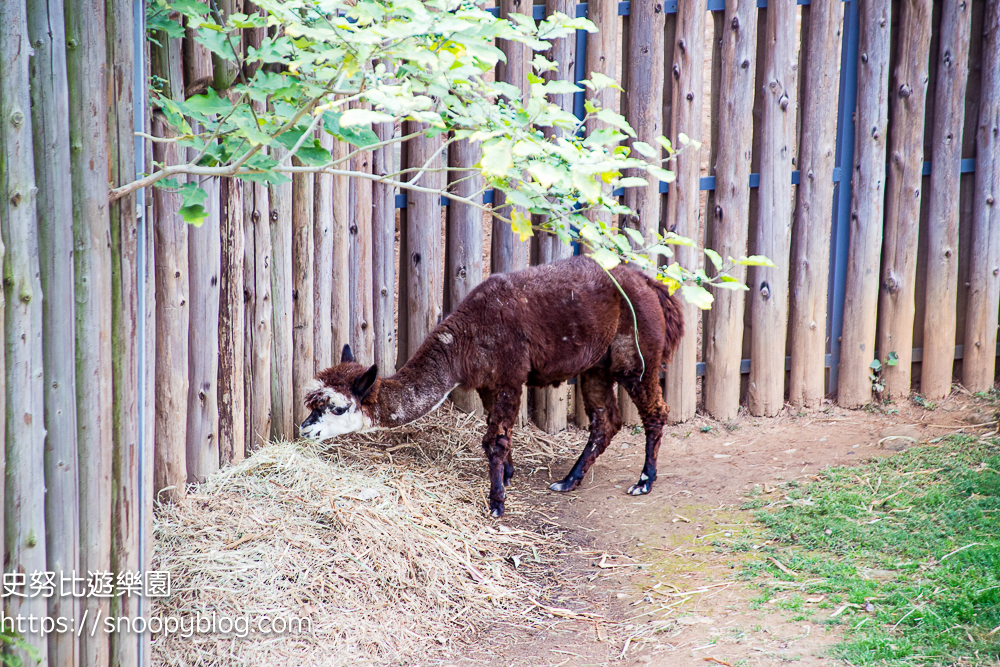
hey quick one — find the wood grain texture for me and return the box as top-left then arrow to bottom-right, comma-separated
703,0 -> 758,421
789,0 -> 843,408
372,121 -> 397,376
243,169 -> 271,452
68,1 -> 115,663
314,131 -> 335,373
876,0 -> 933,400
0,3 -> 50,662
26,0 -> 80,661
219,176 -> 245,464
920,0 -> 972,399
349,128 -> 375,363
838,0 -> 891,408
331,136 -> 352,361
292,164 -> 315,429
663,0 -> 706,423
186,181 -> 221,482
106,0 -> 141,661
269,146 -> 294,440
404,124 -> 444,359
748,0 -> 797,416
583,0 -> 619,230
446,136 -> 485,416
962,0 -> 1000,392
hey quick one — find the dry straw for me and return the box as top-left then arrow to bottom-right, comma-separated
152,404 -> 585,666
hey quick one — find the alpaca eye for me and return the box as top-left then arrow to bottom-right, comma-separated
332,406 -> 348,416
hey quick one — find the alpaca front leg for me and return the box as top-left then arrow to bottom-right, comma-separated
481,387 -> 520,517
623,378 -> 670,496
550,371 -> 621,492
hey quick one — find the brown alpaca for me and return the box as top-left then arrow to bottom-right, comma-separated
301,255 -> 684,517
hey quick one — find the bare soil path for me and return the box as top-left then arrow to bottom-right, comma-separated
443,390 -> 994,667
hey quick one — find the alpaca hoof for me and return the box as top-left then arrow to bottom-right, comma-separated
549,478 -> 580,493
627,481 -> 652,496
490,505 -> 504,518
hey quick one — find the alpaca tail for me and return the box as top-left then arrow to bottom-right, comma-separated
644,276 -> 685,363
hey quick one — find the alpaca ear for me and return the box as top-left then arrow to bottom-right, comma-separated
340,344 -> 354,363
352,364 -> 378,400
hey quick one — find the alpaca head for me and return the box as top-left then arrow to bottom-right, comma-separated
300,344 -> 379,440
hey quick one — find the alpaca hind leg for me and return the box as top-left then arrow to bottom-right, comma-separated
621,374 -> 670,496
550,370 -> 622,492
481,386 -> 521,517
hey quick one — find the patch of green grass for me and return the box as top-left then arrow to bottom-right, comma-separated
730,435 -> 1000,665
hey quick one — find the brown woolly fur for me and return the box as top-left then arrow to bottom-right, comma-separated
303,255 -> 685,517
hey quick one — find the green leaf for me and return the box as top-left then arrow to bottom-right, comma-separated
510,209 -> 533,242
870,359 -> 882,372
710,281 -> 748,291
617,176 -> 648,188
177,182 -> 209,226
732,255 -> 777,267
704,248 -> 722,271
647,166 -> 676,184
181,89 -> 232,117
572,169 -> 602,203
623,227 -> 645,247
527,163 -> 565,189
481,140 -> 513,177
322,111 -> 379,148
195,27 -> 240,61
681,284 -> 714,310
583,72 -> 621,91
631,141 -> 658,158
339,108 -> 394,127
886,351 -> 899,367
591,247 -> 621,270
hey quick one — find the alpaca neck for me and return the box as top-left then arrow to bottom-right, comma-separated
369,338 -> 459,428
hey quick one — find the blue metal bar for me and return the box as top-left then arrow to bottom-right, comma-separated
827,0 -> 861,394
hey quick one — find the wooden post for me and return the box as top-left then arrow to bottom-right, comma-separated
331,136 -> 351,358
963,0 -> 1000,393
67,0 -> 115,664
921,0 -> 973,400
26,0 -> 80,662
876,0 -> 932,400
152,127 -> 189,501
703,0 -> 758,421
243,162 -> 271,452
269,146 -> 294,440
747,0 -> 797,416
314,131 -> 335,373
789,0 -> 844,409
219,176 -> 246,464
292,164 -> 315,428
373,121 -> 397,376
349,126 -> 375,363
405,124 -> 444,358
838,0 -> 891,408
663,0 -> 706,423
0,3 -> 49,662
106,0 -> 141,662
531,0 -> 577,433
446,136 -> 485,416
496,0 -> 531,424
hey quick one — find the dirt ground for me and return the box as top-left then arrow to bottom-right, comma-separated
430,388 -> 997,667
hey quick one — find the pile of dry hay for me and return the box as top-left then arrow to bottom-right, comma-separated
152,406 -> 584,666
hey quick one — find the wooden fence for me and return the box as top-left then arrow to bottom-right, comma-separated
0,1 -> 999,665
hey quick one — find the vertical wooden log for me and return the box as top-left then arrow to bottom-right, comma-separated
373,121 -> 397,376
292,164 -> 315,428
748,0 -> 797,416
68,0 -> 115,663
26,0 -> 80,662
152,127 -> 189,500
349,129 -> 375,362
530,0 -> 575,433
141,93 -> 156,667
219,177 -> 245,464
921,0 -> 973,400
583,0 -> 619,230
963,0 -> 1000,392
314,132 -> 335,373
269,146 -> 294,440
106,0 -> 141,662
0,3 -> 49,662
703,0 -> 758,421
663,0 -> 706,423
838,0 -> 891,408
495,0 -> 530,423
244,166 -> 271,451
447,136 -> 485,416
789,0 -> 844,409
876,0 -> 932,400
331,137 -> 351,357
405,125 -> 444,358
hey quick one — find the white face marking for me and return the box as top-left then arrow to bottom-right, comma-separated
300,390 -> 374,440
